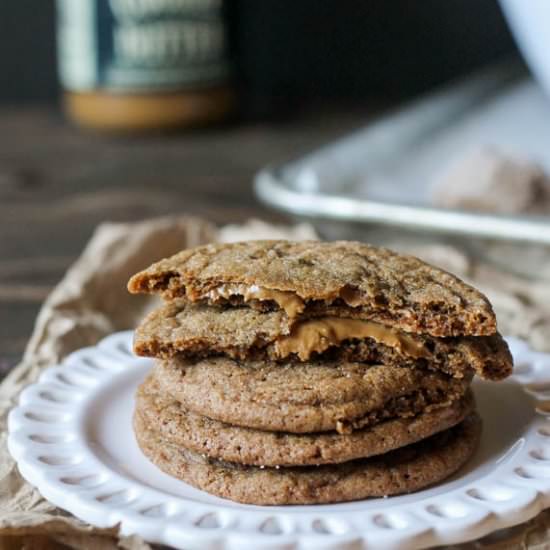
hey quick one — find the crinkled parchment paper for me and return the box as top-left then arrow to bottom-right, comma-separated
1,215 -> 549,549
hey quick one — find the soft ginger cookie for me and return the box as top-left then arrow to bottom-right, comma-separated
134,301 -> 512,380
133,412 -> 481,505
127,240 -> 496,337
136,375 -> 474,466
153,357 -> 472,434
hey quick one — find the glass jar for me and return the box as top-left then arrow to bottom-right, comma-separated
56,0 -> 233,132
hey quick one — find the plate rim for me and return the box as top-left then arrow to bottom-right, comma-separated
7,331 -> 550,550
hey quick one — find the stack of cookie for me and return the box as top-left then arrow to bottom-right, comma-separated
128,240 -> 512,505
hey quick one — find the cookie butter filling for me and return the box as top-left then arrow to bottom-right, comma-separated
203,283 -> 370,317
273,317 -> 430,361
205,283 -> 306,317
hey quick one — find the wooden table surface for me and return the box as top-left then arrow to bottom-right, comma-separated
0,105 -> 373,374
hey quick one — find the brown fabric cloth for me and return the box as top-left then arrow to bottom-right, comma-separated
1,215 -> 549,549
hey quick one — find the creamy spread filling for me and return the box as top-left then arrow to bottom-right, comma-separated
273,317 -> 430,361
205,283 -> 306,317
203,283 -> 369,317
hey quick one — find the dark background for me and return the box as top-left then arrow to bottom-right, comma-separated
0,1 -> 522,371
3,0 -> 518,112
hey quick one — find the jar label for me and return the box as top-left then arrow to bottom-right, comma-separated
56,0 -> 229,91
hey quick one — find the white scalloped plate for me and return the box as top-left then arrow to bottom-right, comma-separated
7,332 -> 550,550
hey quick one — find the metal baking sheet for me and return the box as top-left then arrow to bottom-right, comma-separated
254,63 -> 550,244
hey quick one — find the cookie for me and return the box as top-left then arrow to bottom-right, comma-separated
134,301 -> 512,380
127,240 -> 496,337
153,357 -> 472,434
136,375 -> 474,466
133,412 -> 481,505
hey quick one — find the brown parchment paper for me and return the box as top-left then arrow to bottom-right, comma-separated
1,215 -> 550,550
